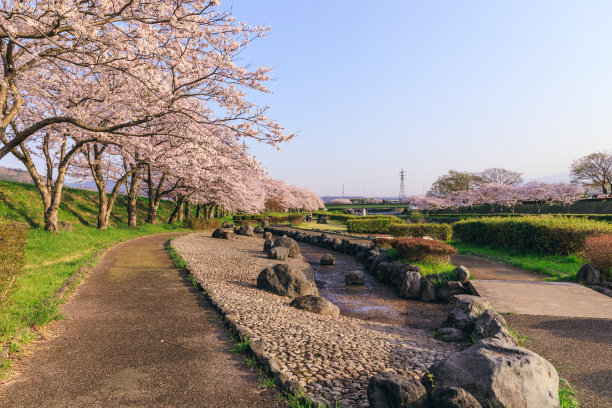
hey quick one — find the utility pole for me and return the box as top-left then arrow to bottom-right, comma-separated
399,169 -> 406,202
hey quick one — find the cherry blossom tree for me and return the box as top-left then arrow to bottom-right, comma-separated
550,183 -> 584,212
520,182 -> 554,214
329,198 -> 352,205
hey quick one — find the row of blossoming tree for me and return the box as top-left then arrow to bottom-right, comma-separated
409,182 -> 585,214
0,0 -> 322,232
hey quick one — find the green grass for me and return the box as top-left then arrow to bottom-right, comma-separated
293,220 -> 348,232
559,378 -> 580,408
451,241 -> 584,281
384,247 -> 458,281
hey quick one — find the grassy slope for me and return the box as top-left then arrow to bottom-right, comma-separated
0,180 -> 189,377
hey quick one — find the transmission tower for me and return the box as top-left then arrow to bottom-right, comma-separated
342,184 -> 345,197
399,169 -> 406,202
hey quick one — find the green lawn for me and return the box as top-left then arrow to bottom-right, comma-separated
293,220 -> 348,232
451,241 -> 585,281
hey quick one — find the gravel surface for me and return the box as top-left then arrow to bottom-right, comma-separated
172,233 -> 460,406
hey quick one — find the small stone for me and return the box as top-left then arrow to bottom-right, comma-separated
454,265 -> 471,283
345,270 -> 365,285
321,254 -> 335,265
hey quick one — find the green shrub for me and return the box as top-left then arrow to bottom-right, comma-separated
346,218 -> 399,234
390,237 -> 457,263
583,234 -> 612,278
389,223 -> 453,241
185,218 -> 222,231
453,216 -> 612,255
407,211 -> 426,223
0,222 -> 27,309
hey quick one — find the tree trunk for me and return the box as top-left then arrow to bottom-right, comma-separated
184,201 -> 191,221
97,191 -> 110,230
127,168 -> 142,228
168,197 -> 185,224
195,204 -> 201,219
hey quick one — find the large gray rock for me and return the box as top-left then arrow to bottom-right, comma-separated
577,264 -> 600,284
263,231 -> 273,241
263,238 -> 273,253
437,281 -> 468,302
443,295 -> 492,332
454,265 -> 471,283
238,224 -> 254,237
346,270 -> 365,285
256,264 -> 317,298
290,295 -> 339,316
430,387 -> 482,408
212,228 -> 228,239
437,327 -> 470,343
331,238 -> 343,251
424,337 -> 559,408
320,254 -> 335,265
253,226 -> 264,234
368,372 -> 428,408
273,237 -> 300,258
473,309 -> 517,346
317,215 -> 328,224
269,246 -> 289,261
399,272 -> 421,299
420,279 -> 437,302
261,219 -> 270,228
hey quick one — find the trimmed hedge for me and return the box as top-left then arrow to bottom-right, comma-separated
346,218 -> 400,234
0,222 -> 27,309
452,216 -> 612,255
390,237 -> 457,263
288,214 -> 303,225
389,223 -> 453,241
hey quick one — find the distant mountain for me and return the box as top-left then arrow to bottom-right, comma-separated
525,171 -> 571,184
0,166 -> 40,184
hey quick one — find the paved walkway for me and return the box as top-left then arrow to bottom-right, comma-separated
0,234 -> 276,407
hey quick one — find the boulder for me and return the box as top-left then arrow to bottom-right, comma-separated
320,254 -> 335,265
443,295 -> 492,332
454,265 -> 471,283
317,215 -> 328,224
253,226 -> 264,233
332,238 -> 343,251
263,231 -> 273,241
269,246 -> 289,261
264,239 -> 273,253
345,270 -> 365,285
376,262 -> 393,282
273,237 -> 300,258
290,295 -> 340,316
473,309 -> 517,346
238,224 -> 254,237
212,228 -> 232,239
424,337 -> 559,408
437,281 -> 468,302
399,272 -> 421,299
577,264 -> 601,284
233,226 -> 241,234
256,264 -> 317,297
437,327 -> 470,343
220,231 -> 235,240
420,279 -> 437,302
368,372 -> 428,408
222,221 -> 230,228
430,387 -> 482,408
261,219 -> 270,228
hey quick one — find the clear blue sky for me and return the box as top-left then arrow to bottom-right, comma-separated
2,1 -> 611,197
230,0 -> 612,196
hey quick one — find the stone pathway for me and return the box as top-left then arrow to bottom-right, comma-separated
172,232 -> 460,406
0,233 -> 277,408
